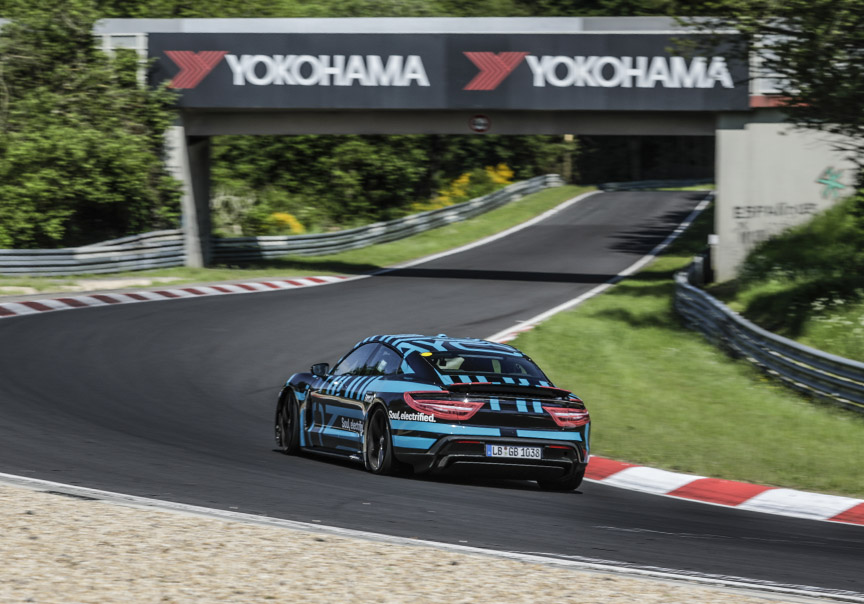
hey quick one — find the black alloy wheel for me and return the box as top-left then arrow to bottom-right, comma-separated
275,390 -> 300,454
363,408 -> 397,475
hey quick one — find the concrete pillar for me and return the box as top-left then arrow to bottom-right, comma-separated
165,123 -> 212,267
713,110 -> 857,281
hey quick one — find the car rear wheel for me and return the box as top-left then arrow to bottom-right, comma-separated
537,468 -> 585,491
275,390 -> 300,454
363,408 -> 398,475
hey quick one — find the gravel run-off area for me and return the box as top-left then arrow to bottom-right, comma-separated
0,482 -> 829,604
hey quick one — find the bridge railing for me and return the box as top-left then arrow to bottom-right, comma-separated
674,268 -> 864,413
0,175 -> 563,276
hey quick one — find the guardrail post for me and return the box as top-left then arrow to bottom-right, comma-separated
166,123 -> 212,268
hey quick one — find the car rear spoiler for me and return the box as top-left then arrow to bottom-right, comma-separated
445,382 -> 574,400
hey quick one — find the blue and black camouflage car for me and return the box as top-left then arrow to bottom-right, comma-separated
274,334 -> 590,490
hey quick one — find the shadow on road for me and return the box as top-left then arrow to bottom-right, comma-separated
378,267 -> 618,284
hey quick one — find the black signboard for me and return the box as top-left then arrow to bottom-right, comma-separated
149,33 -> 749,111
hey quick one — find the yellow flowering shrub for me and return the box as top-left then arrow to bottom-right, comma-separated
411,165 -> 514,213
486,163 -> 514,185
269,212 -> 306,234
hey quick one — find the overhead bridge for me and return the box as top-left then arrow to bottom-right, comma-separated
85,17 -> 857,279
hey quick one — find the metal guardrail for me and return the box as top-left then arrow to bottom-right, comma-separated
0,230 -> 186,276
0,175 -> 563,276
212,174 -> 563,262
674,269 -> 864,413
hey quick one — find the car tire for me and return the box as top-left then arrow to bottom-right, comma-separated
275,389 -> 300,454
363,407 -> 399,475
537,468 -> 585,491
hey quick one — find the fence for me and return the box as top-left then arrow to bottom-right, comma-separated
0,175 -> 563,276
674,269 -> 864,413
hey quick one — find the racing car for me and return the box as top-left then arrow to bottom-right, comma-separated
274,334 -> 590,490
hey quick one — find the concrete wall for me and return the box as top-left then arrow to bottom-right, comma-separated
713,110 -> 858,281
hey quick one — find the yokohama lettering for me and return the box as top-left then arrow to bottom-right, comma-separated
224,54 -> 430,87
523,55 -> 734,89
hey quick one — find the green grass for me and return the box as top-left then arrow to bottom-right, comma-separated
512,204 -> 864,497
712,279 -> 864,362
0,185 -> 590,293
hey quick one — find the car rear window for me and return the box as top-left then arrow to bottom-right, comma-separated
424,352 -> 546,379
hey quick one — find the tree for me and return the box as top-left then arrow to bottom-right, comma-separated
676,0 -> 864,181
0,0 -> 180,248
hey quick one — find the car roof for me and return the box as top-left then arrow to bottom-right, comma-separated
358,334 -> 524,357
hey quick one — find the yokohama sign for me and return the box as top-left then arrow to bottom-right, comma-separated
149,33 -> 748,111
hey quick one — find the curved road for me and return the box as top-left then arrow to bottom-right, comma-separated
0,191 -> 861,595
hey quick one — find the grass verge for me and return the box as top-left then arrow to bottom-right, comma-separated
0,186 -> 590,294
513,203 -> 864,498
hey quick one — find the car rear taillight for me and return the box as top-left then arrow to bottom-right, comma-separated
542,406 -> 590,428
404,392 -> 484,421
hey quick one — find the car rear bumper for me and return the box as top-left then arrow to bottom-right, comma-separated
396,434 -> 587,479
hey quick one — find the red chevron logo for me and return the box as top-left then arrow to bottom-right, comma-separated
164,50 -> 228,89
463,52 -> 529,91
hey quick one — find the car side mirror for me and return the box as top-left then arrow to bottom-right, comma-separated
310,363 -> 330,377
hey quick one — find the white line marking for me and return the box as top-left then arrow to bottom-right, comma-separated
0,472 -> 859,602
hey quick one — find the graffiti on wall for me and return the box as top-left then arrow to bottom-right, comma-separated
732,166 -> 846,246
817,167 -> 847,200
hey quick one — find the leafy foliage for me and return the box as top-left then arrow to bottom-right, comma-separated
75,0 -> 680,19
0,0 -> 180,248
678,0 -> 864,181
210,135 -> 570,234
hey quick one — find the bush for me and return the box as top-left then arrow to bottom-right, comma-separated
0,0 -> 180,248
725,191 -> 864,344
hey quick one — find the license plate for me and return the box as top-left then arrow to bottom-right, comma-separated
485,444 -> 542,459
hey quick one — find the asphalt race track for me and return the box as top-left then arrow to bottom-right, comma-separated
1,191 -> 862,595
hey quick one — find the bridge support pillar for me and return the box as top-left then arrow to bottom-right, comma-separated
713,110 -> 857,282
166,123 -> 212,268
